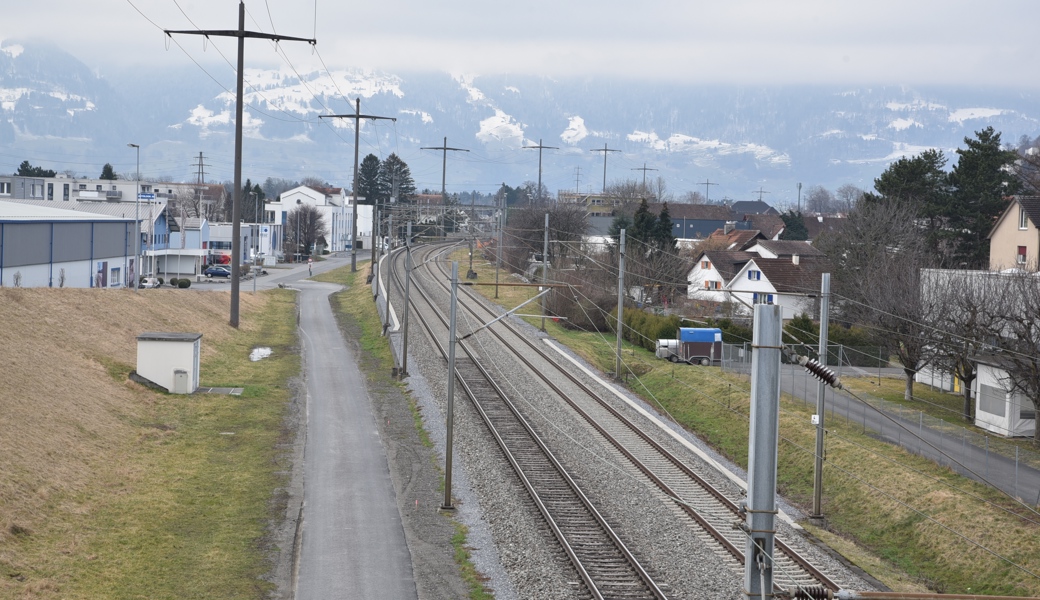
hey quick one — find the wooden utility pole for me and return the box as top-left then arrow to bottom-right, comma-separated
590,143 -> 620,193
523,139 -> 558,203
319,101 -> 396,272
165,1 -> 315,328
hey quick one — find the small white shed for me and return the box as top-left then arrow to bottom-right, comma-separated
136,332 -> 202,394
973,355 -> 1035,438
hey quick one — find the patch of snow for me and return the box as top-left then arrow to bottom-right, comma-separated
476,109 -> 524,146
886,100 -> 945,111
400,109 -> 433,124
505,86 -> 520,95
948,107 -> 1004,124
888,118 -> 922,131
843,142 -> 948,165
626,130 -> 789,165
859,133 -> 879,141
560,116 -> 589,145
1,43 -> 24,59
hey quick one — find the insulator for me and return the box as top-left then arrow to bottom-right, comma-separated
790,586 -> 831,600
803,358 -> 842,389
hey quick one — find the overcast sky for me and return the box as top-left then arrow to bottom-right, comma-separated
5,0 -> 1038,86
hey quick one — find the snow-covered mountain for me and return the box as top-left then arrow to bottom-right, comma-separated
2,39 -> 1037,205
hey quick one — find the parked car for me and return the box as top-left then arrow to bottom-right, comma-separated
140,277 -> 160,289
204,265 -> 232,278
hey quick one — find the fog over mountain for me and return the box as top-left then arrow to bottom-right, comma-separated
3,40 -> 1037,205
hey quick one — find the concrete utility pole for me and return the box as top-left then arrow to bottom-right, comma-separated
495,183 -> 505,299
615,229 -> 626,381
540,213 -> 549,332
127,143 -> 140,291
631,163 -> 657,191
698,179 -> 719,204
400,221 -> 412,378
590,143 -> 620,193
442,261 -> 460,511
319,100 -> 396,272
165,1 -> 315,327
811,273 -> 831,523
523,139 -> 559,203
745,304 -> 783,599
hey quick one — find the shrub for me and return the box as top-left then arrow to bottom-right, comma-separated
157,277 -> 164,286
168,278 -> 179,287
177,279 -> 191,289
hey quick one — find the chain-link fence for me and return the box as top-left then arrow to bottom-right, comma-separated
722,343 -> 1040,503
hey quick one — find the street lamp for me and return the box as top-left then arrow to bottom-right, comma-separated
127,143 -> 140,291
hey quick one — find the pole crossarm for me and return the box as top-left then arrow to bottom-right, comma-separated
164,30 -> 316,45
320,114 -> 396,122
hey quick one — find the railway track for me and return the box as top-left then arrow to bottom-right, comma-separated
388,241 -> 844,596
391,243 -> 669,600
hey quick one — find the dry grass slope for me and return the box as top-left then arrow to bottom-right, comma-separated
0,287 -> 265,594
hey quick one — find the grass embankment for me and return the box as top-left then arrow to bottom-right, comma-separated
0,287 -> 298,599
312,265 -> 491,599
459,249 -> 1040,596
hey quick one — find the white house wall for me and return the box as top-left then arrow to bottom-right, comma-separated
686,260 -> 729,302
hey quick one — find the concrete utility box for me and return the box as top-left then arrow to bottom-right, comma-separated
136,332 -> 202,394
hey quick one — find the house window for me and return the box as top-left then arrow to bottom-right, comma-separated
1020,206 -> 1029,230
63,184 -> 69,201
704,280 -> 721,290
0,182 -> 9,195
30,184 -> 43,198
47,183 -> 53,200
752,293 -> 775,304
79,184 -> 86,190
96,184 -> 102,192
1018,246 -> 1027,264
748,270 -> 761,281
979,384 -> 1006,417
701,260 -> 711,269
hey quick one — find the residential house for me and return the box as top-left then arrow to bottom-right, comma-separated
987,196 -> 1040,270
726,255 -> 820,319
730,199 -> 779,216
686,250 -> 756,303
742,213 -> 785,240
742,239 -> 824,260
265,185 -> 360,255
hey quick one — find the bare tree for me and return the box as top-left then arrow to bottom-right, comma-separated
816,199 -> 942,400
925,269 -> 1012,420
988,269 -> 1040,442
835,184 -> 864,213
676,190 -> 706,204
284,205 -> 328,258
805,185 -> 835,214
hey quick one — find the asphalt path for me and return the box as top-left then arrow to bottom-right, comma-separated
284,256 -> 417,599
779,364 -> 1040,503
